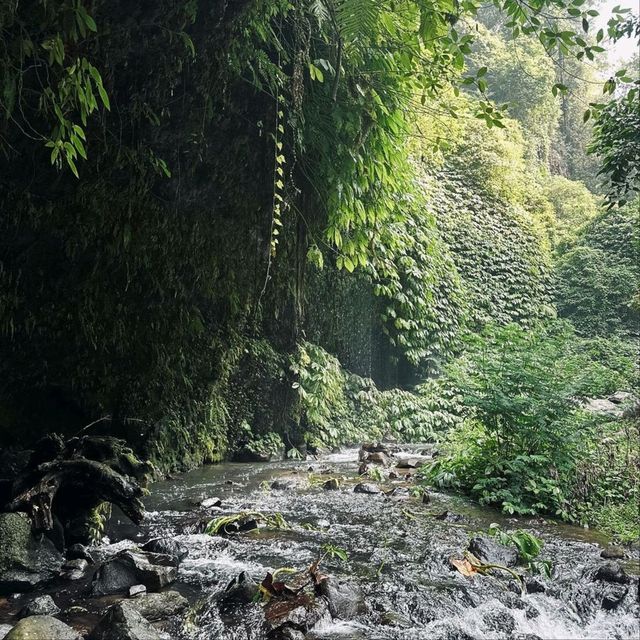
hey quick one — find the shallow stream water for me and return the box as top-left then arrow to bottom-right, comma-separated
1,446 -> 638,639
108,446 -> 640,639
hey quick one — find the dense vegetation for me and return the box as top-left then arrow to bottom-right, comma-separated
0,1 -> 638,540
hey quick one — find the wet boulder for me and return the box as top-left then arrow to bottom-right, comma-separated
524,577 -> 546,594
322,479 -> 339,491
129,584 -> 147,597
18,594 -> 60,618
271,479 -> 297,491
593,561 -> 630,584
88,602 -> 168,640
0,512 -> 64,594
602,584 -> 628,610
200,497 -> 222,509
61,558 -> 89,580
5,616 -> 81,640
66,543 -> 93,563
395,457 -> 427,469
127,590 -> 189,621
91,549 -> 177,595
353,483 -> 381,495
264,593 -> 330,637
141,537 -> 188,564
366,452 -> 389,466
0,624 -> 12,639
600,546 -> 626,560
359,443 -> 394,461
220,571 -> 260,607
467,537 -> 518,567
320,578 -> 367,620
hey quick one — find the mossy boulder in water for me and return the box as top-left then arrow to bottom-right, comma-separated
0,512 -> 63,595
4,616 -> 80,640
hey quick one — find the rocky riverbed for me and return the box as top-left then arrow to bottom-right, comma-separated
0,445 -> 638,639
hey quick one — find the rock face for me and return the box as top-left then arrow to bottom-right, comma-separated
88,602 -> 168,640
0,512 -> 64,594
91,550 -> 177,595
5,616 -> 81,640
140,538 -> 188,564
127,591 -> 189,621
467,537 -> 518,568
353,483 -> 381,495
18,594 -> 60,618
593,561 -> 630,585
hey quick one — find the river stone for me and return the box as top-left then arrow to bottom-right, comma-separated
600,546 -> 626,559
524,577 -> 546,594
200,497 -> 222,509
66,543 -> 93,563
366,452 -> 389,465
322,479 -> 339,491
88,602 -> 169,640
129,584 -> 147,597
468,537 -> 518,567
0,512 -> 64,595
127,590 -> 188,621
62,558 -> 89,580
141,538 -> 188,564
602,584 -> 628,610
5,616 -> 81,640
271,479 -> 296,490
0,625 -> 12,639
353,483 -> 381,495
434,511 -> 465,523
220,571 -> 259,607
395,457 -> 426,469
320,578 -> 367,620
593,561 -> 630,584
18,594 -> 60,618
91,550 -> 177,595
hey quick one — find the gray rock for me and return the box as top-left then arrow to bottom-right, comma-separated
593,561 -> 630,584
602,584 -> 628,610
608,391 -> 637,405
18,594 -> 60,618
66,543 -> 93,563
396,457 -> 427,469
220,572 -> 259,607
88,602 -> 168,640
320,578 -> 367,619
524,577 -> 546,594
127,590 -> 188,621
353,483 -> 381,495
64,606 -> 89,616
5,616 -> 81,640
140,538 -> 188,564
0,513 -> 64,595
600,546 -> 626,560
366,452 -> 389,465
200,497 -> 222,509
322,479 -> 339,491
468,537 -> 518,567
0,624 -> 12,640
63,558 -> 89,573
270,479 -> 296,490
91,550 -> 177,595
434,511 -> 465,523
129,584 -> 147,597
582,398 -> 624,418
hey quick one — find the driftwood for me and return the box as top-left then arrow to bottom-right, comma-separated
3,435 -> 152,542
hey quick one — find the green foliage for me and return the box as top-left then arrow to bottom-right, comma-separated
555,201 -> 640,336
369,192 -> 467,369
427,173 -> 554,328
487,524 -> 551,578
423,321 -> 638,523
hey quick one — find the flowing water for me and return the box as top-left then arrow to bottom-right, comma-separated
103,446 -> 640,640
2,447 -> 637,639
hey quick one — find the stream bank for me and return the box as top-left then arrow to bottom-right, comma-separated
0,446 -> 638,640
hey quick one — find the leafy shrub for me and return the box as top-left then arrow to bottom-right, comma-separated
423,320 -> 638,526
